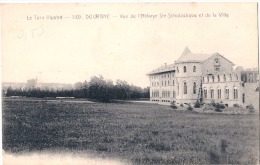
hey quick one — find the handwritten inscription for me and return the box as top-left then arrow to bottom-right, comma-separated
16,26 -> 44,40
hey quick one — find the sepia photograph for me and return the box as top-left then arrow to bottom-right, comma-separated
1,2 -> 259,165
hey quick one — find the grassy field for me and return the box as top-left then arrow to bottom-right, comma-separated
2,98 -> 259,164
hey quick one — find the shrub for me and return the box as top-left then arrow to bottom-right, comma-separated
180,103 -> 184,107
216,103 -> 225,109
187,105 -> 193,111
233,103 -> 239,107
194,100 -> 201,108
170,101 -> 178,109
215,108 -> 223,112
209,100 -> 216,107
246,104 -> 255,113
213,103 -> 226,112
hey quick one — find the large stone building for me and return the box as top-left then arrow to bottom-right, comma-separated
148,47 -> 259,109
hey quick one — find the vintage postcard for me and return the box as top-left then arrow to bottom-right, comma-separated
1,3 -> 259,165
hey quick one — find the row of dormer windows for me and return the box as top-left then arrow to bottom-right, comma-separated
176,66 -> 197,73
150,73 -> 175,80
203,74 -> 238,83
151,80 -> 175,87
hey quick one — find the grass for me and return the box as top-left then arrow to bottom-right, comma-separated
2,98 -> 259,164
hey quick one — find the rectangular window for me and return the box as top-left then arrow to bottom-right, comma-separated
184,82 -> 187,94
233,89 -> 238,99
211,89 -> 214,99
225,89 -> 229,99
204,89 -> 207,99
218,89 -> 221,99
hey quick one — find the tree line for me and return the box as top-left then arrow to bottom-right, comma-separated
4,76 -> 150,102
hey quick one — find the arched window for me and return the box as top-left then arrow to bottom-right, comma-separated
223,74 -> 226,81
203,88 -> 207,99
212,75 -> 215,82
173,80 -> 175,86
214,57 -> 219,63
217,87 -> 221,99
177,67 -> 179,73
207,76 -> 209,82
225,87 -> 229,100
193,66 -> 196,72
173,91 -> 176,98
193,82 -> 196,94
218,75 -> 220,82
184,82 -> 187,94
233,87 -> 238,99
210,88 -> 214,99
230,74 -> 232,81
183,66 -> 186,73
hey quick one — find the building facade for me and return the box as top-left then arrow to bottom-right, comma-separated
148,47 -> 259,109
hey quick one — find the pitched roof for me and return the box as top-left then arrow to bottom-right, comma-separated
176,47 -> 213,63
176,47 -> 234,65
181,46 -> 192,57
147,63 -> 175,75
147,47 -> 234,75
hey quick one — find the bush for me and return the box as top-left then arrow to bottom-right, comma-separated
233,103 -> 239,107
246,104 -> 255,113
170,101 -> 178,109
194,100 -> 201,108
215,108 -> 223,112
180,103 -> 184,107
215,103 -> 226,109
207,102 -> 226,112
209,100 -> 216,107
187,105 -> 193,111
214,103 -> 226,112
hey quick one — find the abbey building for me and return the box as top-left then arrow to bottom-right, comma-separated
147,47 -> 259,109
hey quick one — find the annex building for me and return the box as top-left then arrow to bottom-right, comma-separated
147,47 -> 259,109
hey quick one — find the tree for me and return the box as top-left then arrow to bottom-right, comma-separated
88,75 -> 115,102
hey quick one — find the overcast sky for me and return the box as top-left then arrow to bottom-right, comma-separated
2,3 -> 258,87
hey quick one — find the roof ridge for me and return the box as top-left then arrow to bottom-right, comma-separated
181,46 -> 192,57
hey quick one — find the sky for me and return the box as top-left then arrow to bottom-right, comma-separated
1,3 -> 258,87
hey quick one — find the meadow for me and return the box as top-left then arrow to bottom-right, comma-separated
2,98 -> 259,164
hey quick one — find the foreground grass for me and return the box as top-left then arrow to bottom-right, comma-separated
2,98 -> 259,164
